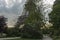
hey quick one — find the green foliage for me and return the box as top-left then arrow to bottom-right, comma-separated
25,0 -> 42,30
49,0 -> 60,36
20,24 -> 43,39
3,0 -> 43,38
0,16 -> 7,33
19,0 -> 43,39
6,28 -> 21,37
16,0 -> 43,39
50,0 -> 60,29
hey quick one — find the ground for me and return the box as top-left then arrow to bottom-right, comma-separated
0,35 -> 53,40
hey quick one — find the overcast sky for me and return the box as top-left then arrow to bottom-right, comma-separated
0,0 -> 26,27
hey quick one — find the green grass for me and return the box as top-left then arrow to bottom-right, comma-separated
6,38 -> 41,40
53,36 -> 60,40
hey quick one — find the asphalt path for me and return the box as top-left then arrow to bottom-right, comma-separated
42,35 -> 53,40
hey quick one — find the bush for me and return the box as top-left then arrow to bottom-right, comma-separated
20,24 -> 43,39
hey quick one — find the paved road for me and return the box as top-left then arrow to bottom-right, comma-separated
42,35 -> 53,40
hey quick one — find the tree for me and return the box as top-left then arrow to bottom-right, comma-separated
20,24 -> 43,39
0,16 -> 7,37
24,0 -> 42,30
20,0 -> 43,39
14,0 -> 43,39
15,0 -> 42,30
14,15 -> 28,29
49,0 -> 60,36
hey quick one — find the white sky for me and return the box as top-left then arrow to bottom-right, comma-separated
0,0 -> 56,27
5,0 -> 22,8
0,0 -> 26,27
39,0 -> 56,23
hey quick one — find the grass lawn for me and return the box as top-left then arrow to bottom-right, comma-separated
1,37 -> 41,40
6,39 -> 41,40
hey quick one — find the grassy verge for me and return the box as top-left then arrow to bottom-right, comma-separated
6,39 -> 41,40
0,37 -> 42,40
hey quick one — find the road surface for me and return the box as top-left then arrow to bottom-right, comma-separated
42,35 -> 53,40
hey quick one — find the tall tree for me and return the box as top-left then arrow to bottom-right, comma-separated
24,0 -> 42,30
15,0 -> 42,30
49,0 -> 60,36
0,16 -> 7,33
14,0 -> 43,39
